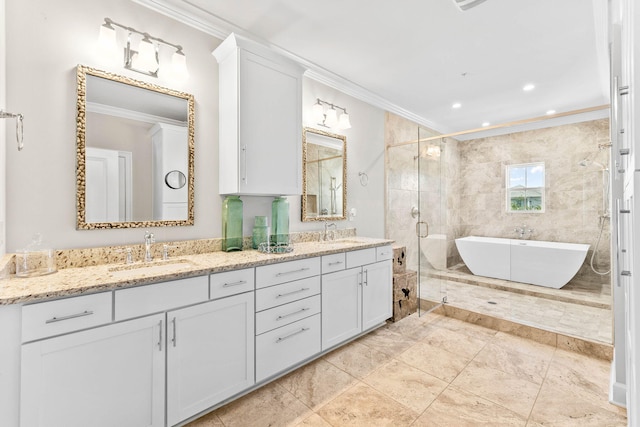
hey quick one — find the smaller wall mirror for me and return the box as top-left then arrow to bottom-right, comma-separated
302,128 -> 347,221
76,65 -> 195,229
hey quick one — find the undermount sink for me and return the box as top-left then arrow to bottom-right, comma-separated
108,259 -> 195,277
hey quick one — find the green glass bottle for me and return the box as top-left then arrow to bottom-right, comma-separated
271,196 -> 290,246
252,216 -> 268,249
222,196 -> 243,252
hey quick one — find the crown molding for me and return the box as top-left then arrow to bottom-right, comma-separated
131,0 -> 444,132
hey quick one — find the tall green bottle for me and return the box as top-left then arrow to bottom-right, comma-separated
222,196 -> 243,251
271,196 -> 290,246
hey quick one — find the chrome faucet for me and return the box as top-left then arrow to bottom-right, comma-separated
323,222 -> 337,241
144,231 -> 155,262
513,225 -> 534,239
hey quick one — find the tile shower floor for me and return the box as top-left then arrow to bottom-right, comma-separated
420,268 -> 612,344
187,313 -> 625,427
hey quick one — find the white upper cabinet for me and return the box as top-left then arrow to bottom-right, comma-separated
213,33 -> 304,196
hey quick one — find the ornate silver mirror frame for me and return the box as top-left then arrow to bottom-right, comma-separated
76,65 -> 195,229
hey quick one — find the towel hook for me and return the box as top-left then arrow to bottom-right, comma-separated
0,110 -> 24,151
358,172 -> 368,186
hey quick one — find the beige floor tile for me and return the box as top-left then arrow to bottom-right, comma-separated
214,382 -> 312,427
292,413 -> 333,427
184,411 -> 224,427
398,340 -> 471,382
363,359 -> 448,413
277,359 -> 358,410
452,361 -> 540,418
316,382 -> 419,427
420,325 -> 489,359
545,349 -> 612,406
323,341 -> 391,379
356,326 -> 417,357
434,315 -> 499,340
473,342 -> 551,384
491,331 -> 557,360
413,386 -> 527,426
529,381 -> 627,426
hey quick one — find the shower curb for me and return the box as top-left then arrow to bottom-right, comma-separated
421,299 -> 613,361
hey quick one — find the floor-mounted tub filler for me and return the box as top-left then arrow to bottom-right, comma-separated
455,236 -> 590,289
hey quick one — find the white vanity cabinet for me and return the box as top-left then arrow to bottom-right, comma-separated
166,291 -> 254,426
255,257 -> 322,382
322,246 -> 393,351
213,33 -> 304,196
21,310 -> 165,427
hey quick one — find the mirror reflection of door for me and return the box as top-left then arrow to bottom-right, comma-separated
85,147 -> 132,222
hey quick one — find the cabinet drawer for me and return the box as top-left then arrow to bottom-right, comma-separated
256,313 -> 321,382
255,276 -> 320,311
376,245 -> 393,261
322,253 -> 346,274
346,248 -> 376,268
22,292 -> 113,342
256,257 -> 320,289
115,276 -> 208,321
256,295 -> 320,335
210,268 -> 254,300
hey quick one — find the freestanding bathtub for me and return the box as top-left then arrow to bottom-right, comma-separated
455,236 -> 590,289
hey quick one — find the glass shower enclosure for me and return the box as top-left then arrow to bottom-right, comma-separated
386,126 -> 448,316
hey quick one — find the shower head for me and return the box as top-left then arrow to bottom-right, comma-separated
453,0 -> 488,11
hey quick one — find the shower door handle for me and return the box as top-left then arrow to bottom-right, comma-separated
416,221 -> 429,238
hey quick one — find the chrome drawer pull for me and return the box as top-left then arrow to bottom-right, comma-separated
276,287 -> 310,298
223,280 -> 247,288
276,307 -> 310,321
276,327 -> 310,343
45,310 -> 94,324
171,317 -> 177,347
620,209 -> 631,214
328,261 -> 343,266
275,267 -> 310,277
621,271 -> 632,276
158,319 -> 163,351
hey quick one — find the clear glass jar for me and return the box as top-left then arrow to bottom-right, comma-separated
271,196 -> 290,245
252,216 -> 269,249
222,196 -> 243,252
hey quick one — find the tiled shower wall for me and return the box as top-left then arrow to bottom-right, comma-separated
385,113 -> 611,285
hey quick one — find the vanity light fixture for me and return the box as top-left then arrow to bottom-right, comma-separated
312,98 -> 352,130
97,17 -> 189,81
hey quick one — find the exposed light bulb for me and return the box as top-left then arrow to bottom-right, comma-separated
546,110 -> 556,115
481,122 -> 490,127
452,103 -> 462,109
523,83 -> 535,91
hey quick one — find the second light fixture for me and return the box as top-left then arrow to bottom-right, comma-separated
312,98 -> 352,130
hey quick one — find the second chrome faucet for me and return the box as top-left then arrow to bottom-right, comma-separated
144,230 -> 155,262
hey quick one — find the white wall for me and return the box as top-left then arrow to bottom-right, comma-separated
0,0 -> 6,256
4,0 -> 386,251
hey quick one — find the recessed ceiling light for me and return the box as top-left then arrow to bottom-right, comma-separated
523,83 -> 535,91
452,103 -> 461,109
481,122 -> 490,127
546,110 -> 556,115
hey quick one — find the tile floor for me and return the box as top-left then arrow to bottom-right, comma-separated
186,312 -> 626,427
421,272 -> 612,344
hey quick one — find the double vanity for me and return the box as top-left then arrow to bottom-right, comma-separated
0,237 -> 393,427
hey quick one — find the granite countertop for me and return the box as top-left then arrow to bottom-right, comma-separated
0,237 -> 393,305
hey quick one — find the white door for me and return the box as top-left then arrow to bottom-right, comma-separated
321,267 -> 362,351
362,261 -> 393,331
20,314 -> 165,427
85,147 -> 119,222
167,293 -> 255,426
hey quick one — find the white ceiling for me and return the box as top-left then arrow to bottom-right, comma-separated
135,0 -> 610,135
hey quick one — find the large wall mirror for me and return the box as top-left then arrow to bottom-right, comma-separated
302,127 -> 347,221
76,65 -> 195,229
